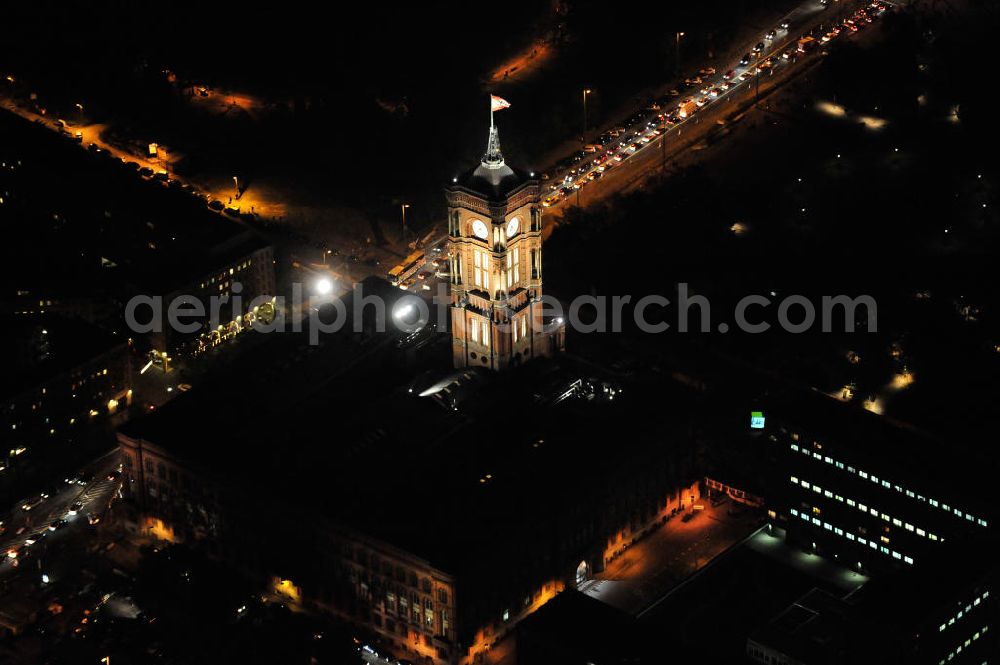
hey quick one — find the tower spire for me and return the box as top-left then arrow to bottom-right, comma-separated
482,123 -> 504,169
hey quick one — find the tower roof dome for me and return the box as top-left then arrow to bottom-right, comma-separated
452,123 -> 533,201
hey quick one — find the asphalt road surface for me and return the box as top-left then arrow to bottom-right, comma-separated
1,449 -> 122,578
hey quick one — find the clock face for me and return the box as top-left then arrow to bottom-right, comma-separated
471,219 -> 488,240
506,217 -> 520,238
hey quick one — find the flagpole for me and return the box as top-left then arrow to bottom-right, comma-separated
490,94 -> 494,128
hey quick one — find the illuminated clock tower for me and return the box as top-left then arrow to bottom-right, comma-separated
447,120 -> 564,370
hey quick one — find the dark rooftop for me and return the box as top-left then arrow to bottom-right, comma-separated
516,589 -> 650,665
119,280 -> 703,575
3,314 -> 125,401
0,111 -> 269,299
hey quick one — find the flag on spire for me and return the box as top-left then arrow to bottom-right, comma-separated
490,95 -> 511,112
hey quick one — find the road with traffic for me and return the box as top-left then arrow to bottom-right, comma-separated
1,449 -> 122,579
539,0 -> 892,218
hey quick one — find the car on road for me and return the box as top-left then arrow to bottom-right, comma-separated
710,87 -> 722,98
739,72 -> 751,81
68,502 -> 83,515
765,29 -> 777,40
681,512 -> 696,522
739,53 -> 751,66
752,41 -> 765,53
781,20 -> 790,30
208,200 -> 224,211
48,518 -> 67,531
138,167 -> 154,178
107,470 -> 121,482
723,69 -> 735,80
21,493 -> 49,511
79,471 -> 94,485
88,513 -> 101,525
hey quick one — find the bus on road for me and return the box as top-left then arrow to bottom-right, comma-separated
387,250 -> 426,286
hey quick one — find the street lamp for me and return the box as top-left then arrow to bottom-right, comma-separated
675,32 -> 685,75
401,203 -> 410,239
581,89 -> 592,144
232,176 -> 239,200
314,277 -> 333,296
74,103 -> 84,123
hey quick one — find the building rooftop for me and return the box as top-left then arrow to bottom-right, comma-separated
119,282 -> 703,576
0,111 -> 269,301
750,546 -> 998,664
749,587 -> 857,665
516,589 -> 651,665
2,313 -> 125,402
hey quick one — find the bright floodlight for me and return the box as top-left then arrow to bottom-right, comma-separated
315,277 -> 333,295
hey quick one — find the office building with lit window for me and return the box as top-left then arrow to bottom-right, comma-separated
761,390 -> 995,573
3,314 -> 131,480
